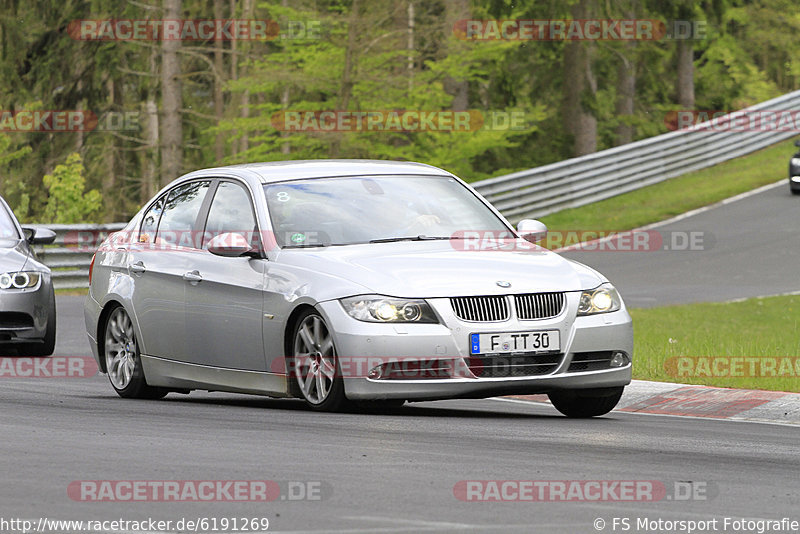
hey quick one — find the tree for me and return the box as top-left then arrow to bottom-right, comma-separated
41,153 -> 102,224
563,0 -> 598,156
160,0 -> 184,183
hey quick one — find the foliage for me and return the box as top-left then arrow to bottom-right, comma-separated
0,0 -> 799,221
41,153 -> 102,224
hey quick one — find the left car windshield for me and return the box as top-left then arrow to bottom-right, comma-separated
263,175 -> 509,247
0,202 -> 20,239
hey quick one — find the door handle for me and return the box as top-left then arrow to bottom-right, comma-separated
182,270 -> 203,282
129,261 -> 146,274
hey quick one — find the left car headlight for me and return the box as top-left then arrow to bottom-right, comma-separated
0,271 -> 41,289
340,295 -> 439,323
577,284 -> 622,315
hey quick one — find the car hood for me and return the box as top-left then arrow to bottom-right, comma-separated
0,239 -> 31,272
275,239 -> 606,298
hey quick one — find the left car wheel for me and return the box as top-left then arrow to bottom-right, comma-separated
548,386 -> 624,418
292,309 -> 347,411
103,306 -> 167,399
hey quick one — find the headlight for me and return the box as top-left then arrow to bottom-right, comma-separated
577,284 -> 622,315
791,158 -> 800,167
0,271 -> 41,289
340,295 -> 439,323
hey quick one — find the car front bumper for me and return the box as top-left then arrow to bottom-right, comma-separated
0,276 -> 53,344
316,293 -> 633,401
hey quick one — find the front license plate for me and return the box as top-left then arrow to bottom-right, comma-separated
470,330 -> 560,355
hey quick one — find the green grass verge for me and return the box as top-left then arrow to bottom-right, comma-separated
540,138 -> 796,232
631,294 -> 800,392
55,288 -> 88,296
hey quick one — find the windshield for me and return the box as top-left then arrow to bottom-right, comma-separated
263,175 -> 510,247
0,201 -> 20,239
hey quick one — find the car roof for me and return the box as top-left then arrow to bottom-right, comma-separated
186,159 -> 454,184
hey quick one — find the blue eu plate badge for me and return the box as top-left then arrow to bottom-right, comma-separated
470,333 -> 480,354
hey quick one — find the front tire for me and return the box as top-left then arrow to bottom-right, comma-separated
548,387 -> 624,418
103,306 -> 167,399
291,309 -> 347,411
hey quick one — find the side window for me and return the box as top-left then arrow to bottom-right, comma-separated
139,197 -> 164,244
156,181 -> 211,248
202,181 -> 258,249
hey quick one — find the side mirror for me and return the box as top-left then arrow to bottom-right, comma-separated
22,227 -> 57,245
207,232 -> 255,257
516,219 -> 548,243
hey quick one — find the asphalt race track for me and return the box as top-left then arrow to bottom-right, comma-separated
2,183 -> 800,533
561,181 -> 800,308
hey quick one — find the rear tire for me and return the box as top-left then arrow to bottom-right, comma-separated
548,386 -> 624,418
103,305 -> 167,399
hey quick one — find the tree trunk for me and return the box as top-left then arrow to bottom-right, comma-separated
213,0 -> 225,161
338,0 -> 360,111
332,0 -> 360,157
142,45 -> 160,204
229,0 -> 238,157
676,39 -> 695,109
444,0 -> 469,111
562,0 -> 597,156
160,0 -> 183,183
407,1 -> 414,95
615,44 -> 636,146
280,0 -> 290,155
102,77 -> 117,222
238,0 -> 253,155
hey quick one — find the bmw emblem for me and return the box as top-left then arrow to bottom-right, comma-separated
496,281 -> 511,288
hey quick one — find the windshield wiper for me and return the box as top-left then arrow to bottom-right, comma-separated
369,235 -> 452,243
282,242 -> 330,248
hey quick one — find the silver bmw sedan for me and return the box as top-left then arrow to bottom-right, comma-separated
85,160 -> 632,417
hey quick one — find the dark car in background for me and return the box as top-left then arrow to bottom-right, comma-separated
790,139 -> 800,195
0,195 -> 57,356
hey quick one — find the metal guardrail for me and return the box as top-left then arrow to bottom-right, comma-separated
29,91 -> 800,288
471,89 -> 800,222
31,223 -> 125,290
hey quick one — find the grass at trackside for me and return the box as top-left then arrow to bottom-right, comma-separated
539,138 -> 796,232
55,288 -> 88,296
630,294 -> 800,392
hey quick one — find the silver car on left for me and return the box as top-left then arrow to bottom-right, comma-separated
0,195 -> 57,356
